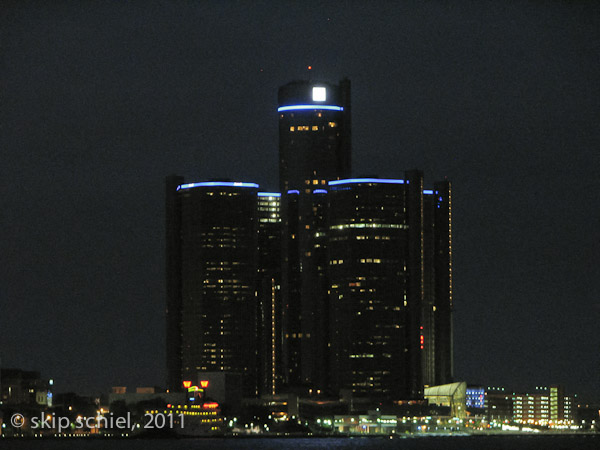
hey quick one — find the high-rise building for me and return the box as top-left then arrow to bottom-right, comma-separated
166,180 -> 261,396
327,178 -> 415,399
256,192 -> 283,396
165,175 -> 184,392
278,79 -> 351,194
422,180 -> 454,386
278,79 -> 351,390
326,174 -> 451,400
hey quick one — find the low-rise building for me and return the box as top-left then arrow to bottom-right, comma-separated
0,368 -> 52,407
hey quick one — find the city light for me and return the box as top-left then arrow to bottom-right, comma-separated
329,178 -> 405,186
178,181 -> 259,190
277,104 -> 343,112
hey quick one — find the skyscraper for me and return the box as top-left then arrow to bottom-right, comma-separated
256,192 -> 283,396
165,175 -> 184,392
278,79 -> 351,390
278,79 -> 351,193
422,181 -> 454,386
166,180 -> 261,396
327,178 -> 414,398
326,173 -> 445,400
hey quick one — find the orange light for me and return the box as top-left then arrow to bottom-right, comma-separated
308,65 -> 312,70
183,380 -> 192,388
200,380 -> 209,388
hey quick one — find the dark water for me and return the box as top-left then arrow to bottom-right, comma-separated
1,435 -> 598,450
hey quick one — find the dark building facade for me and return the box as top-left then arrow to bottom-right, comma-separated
0,368 -> 53,407
165,175 -> 184,392
278,79 -> 351,391
278,79 -> 351,194
422,181 -> 454,386
326,175 -> 452,399
166,180 -> 261,397
327,178 -> 414,399
256,192 -> 283,396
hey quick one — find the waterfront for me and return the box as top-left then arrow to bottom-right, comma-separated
1,435 -> 599,450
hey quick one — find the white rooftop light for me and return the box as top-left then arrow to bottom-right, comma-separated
312,86 -> 326,101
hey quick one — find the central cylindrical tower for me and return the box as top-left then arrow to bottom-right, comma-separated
278,79 -> 351,193
278,79 -> 351,390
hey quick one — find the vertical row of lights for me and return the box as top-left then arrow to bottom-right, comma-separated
448,185 -> 453,309
419,179 -> 425,351
271,278 -> 277,396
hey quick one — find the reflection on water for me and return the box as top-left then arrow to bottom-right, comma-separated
0,435 -> 599,450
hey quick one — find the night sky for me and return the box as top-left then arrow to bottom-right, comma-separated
2,2 -> 598,401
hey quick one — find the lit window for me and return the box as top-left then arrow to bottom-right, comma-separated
328,122 -> 337,128
312,180 -> 318,185
312,125 -> 319,131
290,126 -> 295,131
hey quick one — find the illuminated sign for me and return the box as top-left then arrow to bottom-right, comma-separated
182,381 -> 192,389
203,402 -> 219,409
312,86 -> 326,101
200,380 -> 209,388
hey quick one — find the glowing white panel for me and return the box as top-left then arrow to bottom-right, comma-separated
312,87 -> 326,101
